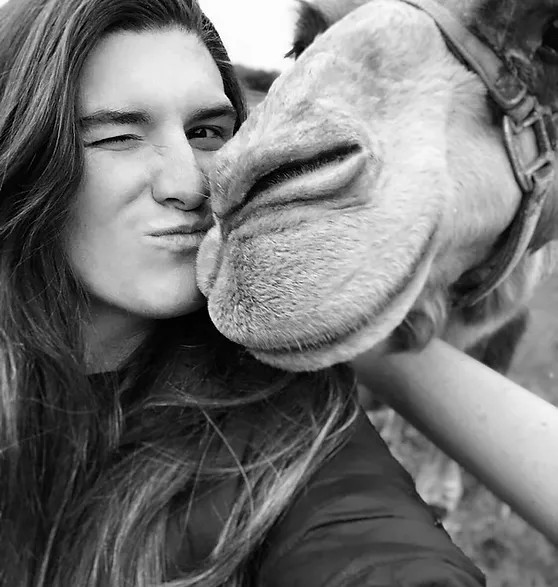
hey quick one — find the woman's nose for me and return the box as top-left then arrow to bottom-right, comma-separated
152,138 -> 208,211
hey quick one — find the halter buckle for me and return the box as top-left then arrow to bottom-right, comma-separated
503,104 -> 556,198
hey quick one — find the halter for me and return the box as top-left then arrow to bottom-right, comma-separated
399,0 -> 557,308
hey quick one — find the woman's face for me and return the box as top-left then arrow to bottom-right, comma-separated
67,28 -> 237,323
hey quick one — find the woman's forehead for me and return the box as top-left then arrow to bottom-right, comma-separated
77,28 -> 227,116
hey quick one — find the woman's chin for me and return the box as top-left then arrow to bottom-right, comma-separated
146,294 -> 206,319
119,283 -> 207,320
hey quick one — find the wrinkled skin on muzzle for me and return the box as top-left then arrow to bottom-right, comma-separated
197,0 -> 551,372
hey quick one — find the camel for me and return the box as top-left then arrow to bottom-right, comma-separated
198,0 -> 558,516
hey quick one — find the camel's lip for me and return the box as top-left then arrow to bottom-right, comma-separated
241,224 -> 437,362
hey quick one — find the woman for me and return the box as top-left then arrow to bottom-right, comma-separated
0,0 -> 485,585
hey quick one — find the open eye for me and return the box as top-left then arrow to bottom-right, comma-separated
187,126 -> 230,151
540,18 -> 558,63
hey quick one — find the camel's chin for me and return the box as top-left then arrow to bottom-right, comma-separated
206,262 -> 433,373
240,262 -> 431,372
197,221 -> 437,373
248,329 -> 393,372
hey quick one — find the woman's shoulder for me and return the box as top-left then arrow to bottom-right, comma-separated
257,409 -> 486,586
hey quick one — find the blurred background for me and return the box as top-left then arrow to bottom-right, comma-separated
0,0 -> 297,72
200,0 -> 296,71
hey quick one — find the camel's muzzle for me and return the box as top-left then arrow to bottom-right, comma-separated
218,143 -> 367,234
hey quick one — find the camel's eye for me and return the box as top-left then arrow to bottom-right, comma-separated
285,42 -> 306,60
285,2 -> 330,60
540,18 -> 558,62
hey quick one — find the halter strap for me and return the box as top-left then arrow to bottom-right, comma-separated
399,0 -> 557,308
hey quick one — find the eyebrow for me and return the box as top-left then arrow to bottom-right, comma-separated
79,109 -> 153,131
188,104 -> 238,125
79,104 -> 237,131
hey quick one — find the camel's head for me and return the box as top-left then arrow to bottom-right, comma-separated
198,0 -> 558,371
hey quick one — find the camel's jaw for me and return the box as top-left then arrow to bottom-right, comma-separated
233,232 -> 436,373
197,199 -> 440,371
247,277 -> 432,372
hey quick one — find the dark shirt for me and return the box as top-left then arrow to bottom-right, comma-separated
181,410 -> 485,586
256,410 -> 485,586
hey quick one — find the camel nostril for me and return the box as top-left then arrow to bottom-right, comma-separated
245,143 -> 363,202
213,141 -> 369,231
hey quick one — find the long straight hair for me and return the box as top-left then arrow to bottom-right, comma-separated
0,0 -> 359,585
